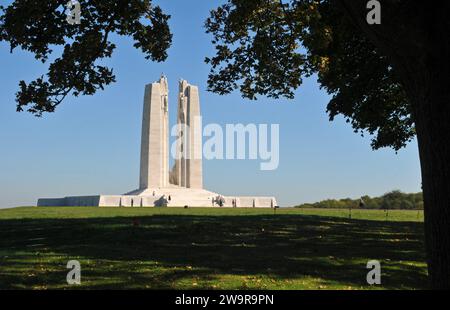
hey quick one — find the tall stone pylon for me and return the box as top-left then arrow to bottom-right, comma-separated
173,79 -> 203,189
139,75 -> 169,189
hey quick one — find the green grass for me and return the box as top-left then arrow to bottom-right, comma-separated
0,207 -> 427,290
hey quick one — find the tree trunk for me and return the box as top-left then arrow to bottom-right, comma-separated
411,3 -> 450,289
413,83 -> 450,289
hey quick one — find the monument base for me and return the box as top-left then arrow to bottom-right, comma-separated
37,186 -> 277,208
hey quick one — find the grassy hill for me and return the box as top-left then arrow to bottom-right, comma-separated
0,207 -> 427,289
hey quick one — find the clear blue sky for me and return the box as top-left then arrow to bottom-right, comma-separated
0,0 -> 421,208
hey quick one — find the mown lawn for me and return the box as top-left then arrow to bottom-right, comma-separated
0,207 -> 427,289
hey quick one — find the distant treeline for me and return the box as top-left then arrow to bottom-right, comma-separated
295,191 -> 423,210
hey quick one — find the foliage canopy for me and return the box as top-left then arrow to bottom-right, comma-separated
205,0 -> 415,150
0,0 -> 172,116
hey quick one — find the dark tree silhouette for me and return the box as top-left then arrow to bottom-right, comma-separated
205,0 -> 450,288
0,0 -> 172,116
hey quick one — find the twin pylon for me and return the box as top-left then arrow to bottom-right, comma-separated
139,76 -> 203,190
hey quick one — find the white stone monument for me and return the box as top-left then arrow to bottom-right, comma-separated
38,76 -> 277,208
139,76 -> 169,189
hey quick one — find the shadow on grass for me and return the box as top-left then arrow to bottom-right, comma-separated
0,214 -> 427,289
